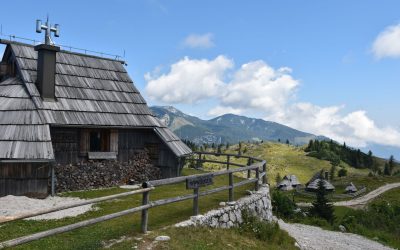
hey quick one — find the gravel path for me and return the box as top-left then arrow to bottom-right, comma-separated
297,182 -> 400,208
334,183 -> 400,208
0,195 -> 93,220
278,219 -> 394,250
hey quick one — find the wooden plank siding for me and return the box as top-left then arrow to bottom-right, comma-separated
0,163 -> 49,197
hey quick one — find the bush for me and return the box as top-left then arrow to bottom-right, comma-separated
271,191 -> 297,219
239,210 -> 294,245
338,168 -> 347,177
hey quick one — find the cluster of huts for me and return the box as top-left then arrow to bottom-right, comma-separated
277,171 -> 358,193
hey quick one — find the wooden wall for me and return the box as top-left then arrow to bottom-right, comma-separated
51,127 -> 80,164
51,127 -> 180,178
118,129 -> 180,178
0,163 -> 49,197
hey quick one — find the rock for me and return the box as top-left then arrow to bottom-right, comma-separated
219,202 -> 226,206
221,213 -> 229,223
226,201 -> 236,206
155,236 -> 170,241
339,225 -> 346,232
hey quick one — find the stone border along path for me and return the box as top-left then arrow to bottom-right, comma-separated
297,182 -> 400,208
278,219 -> 394,250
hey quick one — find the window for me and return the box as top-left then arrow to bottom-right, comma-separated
80,129 -> 118,156
89,130 -> 110,152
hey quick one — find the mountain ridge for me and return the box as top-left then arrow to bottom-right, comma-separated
150,106 -> 327,145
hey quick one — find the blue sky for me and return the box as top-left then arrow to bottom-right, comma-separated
1,0 -> 400,158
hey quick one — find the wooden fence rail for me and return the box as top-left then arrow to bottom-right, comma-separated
0,152 -> 267,249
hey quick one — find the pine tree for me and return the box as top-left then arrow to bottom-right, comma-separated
388,155 -> 395,175
286,139 -> 290,145
310,180 -> 335,224
329,164 -> 336,180
384,163 -> 391,176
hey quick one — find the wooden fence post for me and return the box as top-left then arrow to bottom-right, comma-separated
197,153 -> 202,169
193,187 -> 199,215
141,190 -> 150,233
262,162 -> 267,184
255,168 -> 259,191
226,155 -> 230,170
229,172 -> 234,202
51,164 -> 55,197
247,158 -> 252,178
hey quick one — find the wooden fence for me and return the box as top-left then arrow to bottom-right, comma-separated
0,152 -> 267,249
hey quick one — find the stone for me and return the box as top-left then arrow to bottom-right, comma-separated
221,213 -> 229,223
339,225 -> 346,232
226,221 -> 234,228
155,236 -> 170,241
226,201 -> 236,206
219,202 -> 226,206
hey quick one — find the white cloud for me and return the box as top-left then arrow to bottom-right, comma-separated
145,55 -> 400,149
372,23 -> 400,59
220,61 -> 298,115
145,55 -> 233,104
207,106 -> 243,117
270,103 -> 400,148
183,33 -> 215,49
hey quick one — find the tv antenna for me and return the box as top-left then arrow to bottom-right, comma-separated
36,15 -> 60,45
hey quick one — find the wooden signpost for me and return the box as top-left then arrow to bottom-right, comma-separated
186,174 -> 214,215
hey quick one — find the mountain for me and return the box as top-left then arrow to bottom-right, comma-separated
150,106 -> 327,145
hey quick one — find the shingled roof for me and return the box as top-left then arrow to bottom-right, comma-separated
0,41 -> 191,161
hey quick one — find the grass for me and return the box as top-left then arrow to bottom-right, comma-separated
201,142 -> 369,185
0,168 -> 257,249
111,220 -> 296,250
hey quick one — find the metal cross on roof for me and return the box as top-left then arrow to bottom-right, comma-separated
36,16 -> 60,45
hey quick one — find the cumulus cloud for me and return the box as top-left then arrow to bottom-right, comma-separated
183,33 -> 215,48
145,56 -> 233,104
207,106 -> 243,116
144,55 -> 400,149
372,23 -> 400,59
270,103 -> 400,148
220,61 -> 298,115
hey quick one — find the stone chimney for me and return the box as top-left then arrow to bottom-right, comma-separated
34,44 -> 59,101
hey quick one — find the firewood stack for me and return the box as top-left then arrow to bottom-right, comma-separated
53,150 -> 161,192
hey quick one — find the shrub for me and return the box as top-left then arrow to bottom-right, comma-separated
338,168 -> 347,177
239,210 -> 293,245
271,191 -> 297,219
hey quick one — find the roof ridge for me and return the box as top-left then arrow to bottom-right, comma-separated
1,39 -> 125,64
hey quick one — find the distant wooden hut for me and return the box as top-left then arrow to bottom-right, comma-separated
306,171 -> 335,191
277,174 -> 301,191
345,182 -> 358,193
0,39 -> 191,197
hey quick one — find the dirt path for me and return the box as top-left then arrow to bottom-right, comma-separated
297,182 -> 400,208
278,219 -> 393,250
334,182 -> 400,208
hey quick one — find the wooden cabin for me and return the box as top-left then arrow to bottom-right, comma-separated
277,174 -> 301,191
0,39 -> 191,197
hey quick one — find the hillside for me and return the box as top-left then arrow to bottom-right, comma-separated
150,106 -> 327,145
199,142 -> 370,185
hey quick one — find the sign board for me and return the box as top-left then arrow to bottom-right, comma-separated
186,174 -> 214,189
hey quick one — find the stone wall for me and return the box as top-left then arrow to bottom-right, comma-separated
54,150 -> 161,192
175,184 -> 273,228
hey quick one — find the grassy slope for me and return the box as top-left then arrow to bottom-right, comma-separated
0,169 -> 257,250
202,142 -> 369,185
